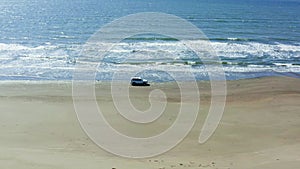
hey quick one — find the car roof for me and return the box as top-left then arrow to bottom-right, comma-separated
131,77 -> 142,80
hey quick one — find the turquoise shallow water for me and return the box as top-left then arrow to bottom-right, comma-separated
0,0 -> 299,81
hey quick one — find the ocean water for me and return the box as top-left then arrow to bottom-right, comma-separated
0,0 -> 299,81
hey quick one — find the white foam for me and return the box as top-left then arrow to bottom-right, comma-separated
276,43 -> 300,53
0,41 -> 299,80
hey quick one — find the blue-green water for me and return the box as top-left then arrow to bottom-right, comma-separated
0,0 -> 299,81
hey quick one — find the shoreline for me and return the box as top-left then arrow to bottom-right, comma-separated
0,71 -> 300,83
0,73 -> 299,83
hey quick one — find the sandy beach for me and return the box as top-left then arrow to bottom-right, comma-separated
0,76 -> 299,169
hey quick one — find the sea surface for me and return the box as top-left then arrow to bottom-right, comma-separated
0,0 -> 299,81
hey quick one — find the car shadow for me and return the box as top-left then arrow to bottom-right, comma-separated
131,83 -> 150,86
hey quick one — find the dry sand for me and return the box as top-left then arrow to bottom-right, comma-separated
0,76 -> 299,169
